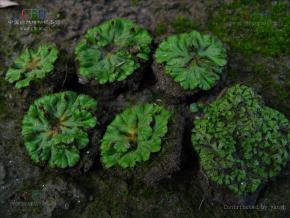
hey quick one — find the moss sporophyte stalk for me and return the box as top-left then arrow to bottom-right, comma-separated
22,91 -> 97,168
75,18 -> 152,84
191,84 -> 290,195
100,104 -> 171,168
155,30 -> 227,91
5,44 -> 59,88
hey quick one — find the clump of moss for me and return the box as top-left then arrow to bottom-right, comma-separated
191,84 -> 290,195
130,0 -> 143,6
100,104 -> 171,168
5,44 -> 59,88
153,16 -> 198,37
207,0 -> 290,56
153,23 -> 168,37
225,55 -> 290,117
75,18 -> 152,85
155,30 -> 227,91
171,16 -> 197,34
22,91 -> 97,168
0,78 -> 8,117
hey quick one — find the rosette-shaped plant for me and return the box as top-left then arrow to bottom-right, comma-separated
5,44 -> 59,89
191,85 -> 290,195
22,91 -> 97,168
100,104 -> 171,168
75,18 -> 152,84
155,31 -> 226,90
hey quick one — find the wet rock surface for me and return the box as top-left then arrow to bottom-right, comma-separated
0,0 -> 289,217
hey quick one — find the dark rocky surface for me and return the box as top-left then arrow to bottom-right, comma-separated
0,0 -> 289,217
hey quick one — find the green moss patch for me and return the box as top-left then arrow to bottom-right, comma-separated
75,18 -> 152,84
153,16 -> 198,37
22,91 -> 97,168
192,84 -> 290,195
170,16 -> 197,34
100,103 -> 171,168
207,0 -> 290,57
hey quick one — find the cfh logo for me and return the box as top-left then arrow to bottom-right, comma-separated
20,9 -> 47,20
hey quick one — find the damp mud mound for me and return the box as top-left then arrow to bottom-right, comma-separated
0,0 -> 289,218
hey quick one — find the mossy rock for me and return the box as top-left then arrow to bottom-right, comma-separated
226,52 -> 290,117
198,160 -> 289,207
191,84 -> 290,205
100,104 -> 185,185
197,169 -> 266,206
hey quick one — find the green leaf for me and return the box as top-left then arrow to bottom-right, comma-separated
100,104 -> 171,168
155,31 -> 227,91
75,18 -> 152,84
22,91 -> 97,168
5,44 -> 59,89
